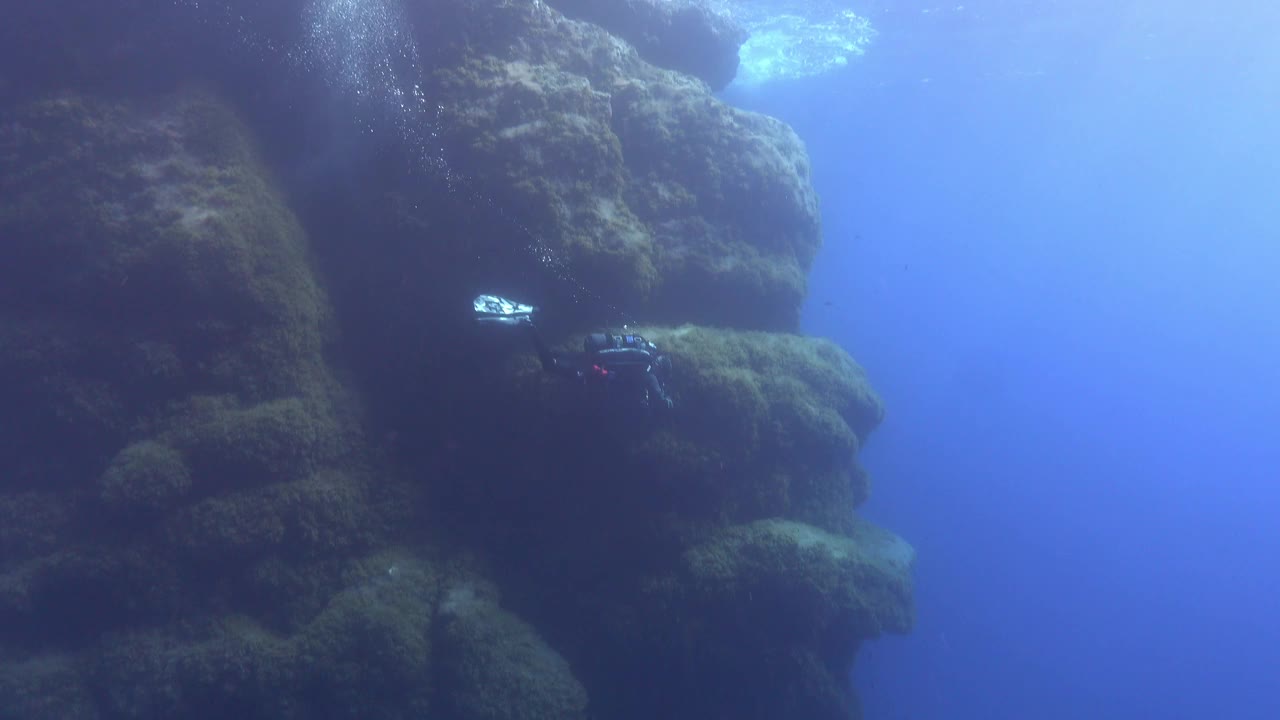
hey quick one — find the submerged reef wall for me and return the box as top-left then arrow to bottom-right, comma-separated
0,1 -> 914,718
412,0 -> 822,331
0,90 -> 408,717
544,0 -> 748,91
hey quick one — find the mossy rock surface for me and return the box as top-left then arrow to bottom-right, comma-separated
434,581 -> 590,720
166,469 -> 378,562
427,326 -> 906,720
288,553 -> 440,719
0,652 -> 98,720
163,395 -> 352,494
485,324 -> 884,532
98,440 -> 192,516
0,90 -> 333,491
0,491 -> 76,560
545,0 -> 747,90
0,547 -> 177,650
1,551 -> 445,720
0,3 -> 919,718
417,0 -> 820,330
0,89 -> 426,716
680,517 -> 916,640
91,619 -> 300,719
574,517 -> 913,720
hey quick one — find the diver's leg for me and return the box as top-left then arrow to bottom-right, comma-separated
647,371 -> 672,409
526,322 -> 585,380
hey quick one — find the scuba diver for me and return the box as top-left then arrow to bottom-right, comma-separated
474,294 -> 674,412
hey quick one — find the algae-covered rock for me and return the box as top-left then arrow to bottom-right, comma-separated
580,517 -> 913,720
428,324 -> 903,720
99,440 -> 192,516
475,325 -> 883,528
420,323 -> 902,720
92,619 -> 299,719
0,551 -> 443,719
167,469 -> 377,561
292,553 -> 439,718
418,0 -> 820,330
681,518 -> 916,640
0,89 -> 403,715
0,652 -> 98,720
0,491 -> 75,560
0,90 -> 333,490
0,547 -> 178,650
434,581 -> 590,720
645,325 -> 884,529
1,5 -> 916,720
546,0 -> 747,90
166,395 -> 350,494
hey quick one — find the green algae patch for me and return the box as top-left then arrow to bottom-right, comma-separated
486,325 -> 883,533
0,652 -> 98,720
0,491 -> 75,560
434,582 -> 590,720
98,440 -> 192,516
91,618 -> 300,719
437,56 -> 659,311
0,89 -> 336,505
424,2 -> 821,329
0,551 -> 443,720
167,469 -> 378,562
0,547 -> 176,649
0,91 -> 332,409
0,6 -> 917,718
0,89 -> 409,716
640,325 -> 884,531
583,517 -> 913,720
611,78 -> 821,329
681,518 -> 916,640
429,320 -> 904,720
292,554 -> 439,719
164,395 -> 350,494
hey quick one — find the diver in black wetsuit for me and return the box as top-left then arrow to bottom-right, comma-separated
530,324 -> 674,411
474,294 -> 674,412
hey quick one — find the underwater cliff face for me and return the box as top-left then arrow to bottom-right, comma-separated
407,0 -> 823,331
544,0 -> 748,91
0,1 -> 913,719
0,90 -> 412,716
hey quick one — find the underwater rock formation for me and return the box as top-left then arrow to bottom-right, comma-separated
5,0 -> 821,331
644,325 -> 885,527
0,90 -> 554,718
416,0 -> 821,331
588,517 -> 914,720
432,326 -> 885,539
544,0 -> 748,90
0,86 -> 346,695
429,325 -> 910,719
0,1 -> 913,718
435,579 -> 590,720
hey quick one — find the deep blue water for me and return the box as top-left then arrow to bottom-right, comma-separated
728,1 -> 1280,718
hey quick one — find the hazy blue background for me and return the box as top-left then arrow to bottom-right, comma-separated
727,1 -> 1280,718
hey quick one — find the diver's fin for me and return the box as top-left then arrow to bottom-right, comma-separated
474,294 -> 537,326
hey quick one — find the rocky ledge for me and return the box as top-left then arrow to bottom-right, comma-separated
545,0 -> 748,90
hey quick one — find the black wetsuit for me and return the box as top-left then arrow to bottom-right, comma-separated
526,323 -> 672,409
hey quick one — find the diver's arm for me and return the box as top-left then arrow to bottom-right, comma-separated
526,322 -> 584,380
525,320 -> 555,369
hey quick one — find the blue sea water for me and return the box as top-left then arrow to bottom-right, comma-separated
727,1 -> 1280,717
